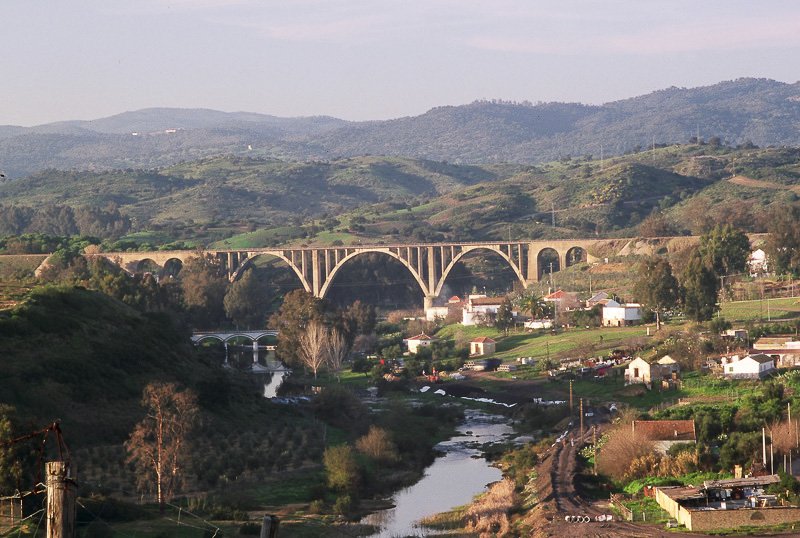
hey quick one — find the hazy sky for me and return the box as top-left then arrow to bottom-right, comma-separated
3,0 -> 799,126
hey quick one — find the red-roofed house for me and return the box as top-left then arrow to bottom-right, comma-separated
470,337 -> 496,356
404,333 -> 437,354
632,419 -> 696,454
543,289 -> 580,310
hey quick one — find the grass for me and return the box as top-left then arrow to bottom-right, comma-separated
246,468 -> 326,506
719,296 -> 800,321
492,325 -> 651,362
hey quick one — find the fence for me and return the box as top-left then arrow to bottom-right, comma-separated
610,494 -> 669,523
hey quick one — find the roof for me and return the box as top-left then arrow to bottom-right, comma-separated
587,291 -> 609,303
633,420 -> 696,442
471,337 -> 496,343
657,486 -> 705,502
448,295 -> 462,303
702,475 -> 780,489
406,333 -> 435,341
747,353 -> 775,364
657,355 -> 677,365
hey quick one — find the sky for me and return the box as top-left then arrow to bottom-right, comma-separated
2,0 -> 800,126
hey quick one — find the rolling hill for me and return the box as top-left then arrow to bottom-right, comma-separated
1,78 -> 799,178
2,143 -> 799,248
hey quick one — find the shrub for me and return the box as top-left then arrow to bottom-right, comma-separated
333,494 -> 354,516
324,445 -> 360,494
356,426 -> 398,463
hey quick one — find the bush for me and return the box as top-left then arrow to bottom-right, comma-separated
333,494 -> 354,516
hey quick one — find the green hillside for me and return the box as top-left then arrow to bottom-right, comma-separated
1,144 -> 800,249
0,286 -> 223,444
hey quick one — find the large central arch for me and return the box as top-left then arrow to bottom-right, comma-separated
434,246 -> 526,297
318,248 -> 428,299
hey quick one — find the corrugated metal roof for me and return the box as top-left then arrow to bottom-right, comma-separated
703,475 -> 780,489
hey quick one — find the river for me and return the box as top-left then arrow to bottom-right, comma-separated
360,408 -> 513,537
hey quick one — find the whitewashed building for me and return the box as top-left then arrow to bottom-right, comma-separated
602,302 -> 642,327
722,353 -> 776,379
404,333 -> 437,354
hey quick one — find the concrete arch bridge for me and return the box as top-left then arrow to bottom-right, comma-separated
191,330 -> 278,345
96,239 -> 609,309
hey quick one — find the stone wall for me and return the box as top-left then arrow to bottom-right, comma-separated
686,506 -> 800,532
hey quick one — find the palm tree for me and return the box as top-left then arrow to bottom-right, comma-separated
518,293 -> 548,319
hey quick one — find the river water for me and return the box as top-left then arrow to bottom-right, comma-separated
361,409 -> 513,537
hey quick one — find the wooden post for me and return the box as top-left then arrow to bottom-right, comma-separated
46,461 -> 76,538
569,380 -> 573,414
260,514 -> 280,538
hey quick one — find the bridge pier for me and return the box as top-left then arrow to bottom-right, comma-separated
423,295 -> 436,311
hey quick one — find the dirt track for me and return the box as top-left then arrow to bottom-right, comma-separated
532,427 -> 766,538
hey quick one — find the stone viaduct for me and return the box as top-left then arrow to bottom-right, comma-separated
94,239 -> 611,309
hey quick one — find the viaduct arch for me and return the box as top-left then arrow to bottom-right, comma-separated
94,239 -> 603,309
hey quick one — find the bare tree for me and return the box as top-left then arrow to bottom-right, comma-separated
126,382 -> 198,512
326,328 -> 349,382
299,321 -> 330,379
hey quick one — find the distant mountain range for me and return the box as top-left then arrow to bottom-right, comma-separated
1,78 -> 799,178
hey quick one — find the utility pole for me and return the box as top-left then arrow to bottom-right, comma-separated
580,398 -> 584,439
593,426 -> 597,476
569,380 -> 574,414
46,461 -> 76,538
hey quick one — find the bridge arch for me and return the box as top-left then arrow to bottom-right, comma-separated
434,246 -> 526,297
160,258 -> 183,278
136,258 -> 161,273
565,246 -> 587,267
319,249 -> 428,299
232,253 -> 311,292
536,247 -> 560,280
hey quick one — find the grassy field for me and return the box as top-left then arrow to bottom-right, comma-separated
493,325 -> 651,362
720,296 -> 800,321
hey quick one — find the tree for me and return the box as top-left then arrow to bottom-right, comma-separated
268,290 -> 328,367
298,321 -> 330,379
223,269 -> 269,328
179,254 -> 228,328
0,405 -> 22,495
681,251 -> 719,322
356,426 -> 398,463
326,328 -> 349,382
700,224 -> 750,276
495,298 -> 514,335
126,382 -> 198,512
633,257 -> 680,330
323,444 -> 360,493
766,205 -> 800,276
517,292 -> 549,319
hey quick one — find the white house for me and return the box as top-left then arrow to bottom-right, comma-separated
404,333 -> 437,354
749,249 -> 768,276
753,336 -> 800,368
625,355 -> 680,386
425,306 -> 449,321
722,353 -> 776,379
603,302 -> 642,327
470,336 -> 496,356
462,295 -> 516,326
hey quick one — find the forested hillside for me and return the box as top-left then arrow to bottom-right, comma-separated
1,78 -> 799,178
2,143 -> 799,248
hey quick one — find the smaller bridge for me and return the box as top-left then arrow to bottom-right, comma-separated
191,330 -> 278,345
